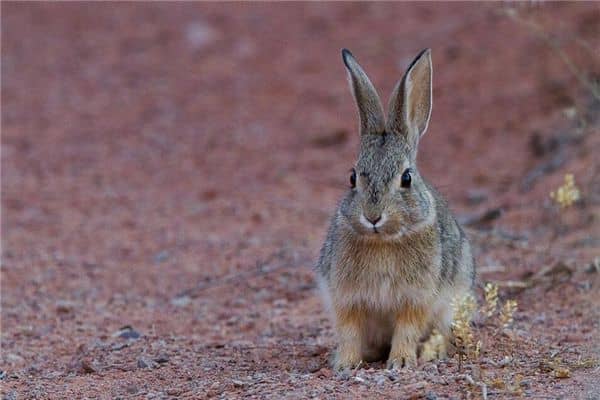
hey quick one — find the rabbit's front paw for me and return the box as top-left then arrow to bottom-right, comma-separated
386,352 -> 417,370
333,348 -> 362,371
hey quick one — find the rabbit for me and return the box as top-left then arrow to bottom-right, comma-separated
315,48 -> 475,371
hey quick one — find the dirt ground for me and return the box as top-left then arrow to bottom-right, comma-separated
2,3 -> 599,399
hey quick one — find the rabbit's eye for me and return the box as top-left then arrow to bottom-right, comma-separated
350,169 -> 357,188
401,169 -> 412,188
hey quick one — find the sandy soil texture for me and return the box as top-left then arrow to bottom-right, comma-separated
2,3 -> 599,399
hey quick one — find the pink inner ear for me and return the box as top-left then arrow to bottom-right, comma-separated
386,50 -> 432,143
406,58 -> 432,136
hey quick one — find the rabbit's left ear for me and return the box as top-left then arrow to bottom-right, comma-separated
342,49 -> 386,136
387,49 -> 432,147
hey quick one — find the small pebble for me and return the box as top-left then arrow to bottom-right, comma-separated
307,362 -> 321,373
317,368 -> 333,379
154,250 -> 170,263
232,379 -> 246,388
375,375 -> 386,386
498,356 -> 513,367
154,355 -> 170,364
337,370 -> 351,381
170,295 -> 191,307
422,363 -> 439,375
385,369 -> 399,381
55,300 -> 74,314
3,390 -> 17,400
110,343 -> 129,351
137,357 -> 158,369
520,379 -> 531,388
113,326 -> 141,340
79,359 -> 98,374
126,385 -> 138,394
425,392 -> 439,400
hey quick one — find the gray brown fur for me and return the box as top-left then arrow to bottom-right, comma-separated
316,49 -> 475,370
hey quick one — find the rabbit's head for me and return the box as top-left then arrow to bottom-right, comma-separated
339,49 -> 436,239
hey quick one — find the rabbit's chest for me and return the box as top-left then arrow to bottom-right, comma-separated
333,243 -> 440,311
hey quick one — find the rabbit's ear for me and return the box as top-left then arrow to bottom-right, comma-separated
342,49 -> 385,135
387,49 -> 432,146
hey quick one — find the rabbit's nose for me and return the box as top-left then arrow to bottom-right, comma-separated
365,215 -> 381,225
360,212 -> 386,230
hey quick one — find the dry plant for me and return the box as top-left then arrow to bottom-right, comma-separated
546,172 -> 582,257
451,284 -> 519,366
499,300 -> 518,329
483,282 -> 499,318
451,293 -> 480,366
482,283 -> 518,330
550,173 -> 581,208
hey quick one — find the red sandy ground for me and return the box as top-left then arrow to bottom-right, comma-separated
2,3 -> 599,399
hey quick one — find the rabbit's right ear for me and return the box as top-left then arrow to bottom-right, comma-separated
387,49 -> 432,147
342,49 -> 385,136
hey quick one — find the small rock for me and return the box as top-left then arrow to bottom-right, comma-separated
154,250 -> 170,264
317,368 -> 332,379
374,375 -> 386,386
185,22 -> 218,50
126,385 -> 138,394
110,342 -> 129,351
273,299 -> 287,308
232,379 -> 246,388
422,363 -> 439,374
425,392 -> 439,400
113,326 -> 141,340
563,106 -> 577,120
170,295 -> 191,307
520,379 -> 531,389
137,357 -> 158,369
337,370 -> 351,381
0,370 -> 6,380
55,300 -> 74,314
498,356 -> 513,367
26,365 -> 41,376
578,280 -> 592,291
154,355 -> 170,364
307,362 -> 321,373
384,369 -> 399,381
352,376 -> 366,384
3,390 -> 17,400
5,354 -> 24,364
80,359 -> 98,374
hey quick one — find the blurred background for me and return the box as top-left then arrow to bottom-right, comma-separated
2,2 -> 598,398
